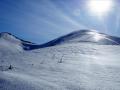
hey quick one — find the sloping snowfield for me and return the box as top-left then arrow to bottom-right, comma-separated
0,42 -> 120,90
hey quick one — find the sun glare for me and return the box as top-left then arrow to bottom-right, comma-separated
88,31 -> 103,41
94,33 -> 103,41
87,0 -> 114,17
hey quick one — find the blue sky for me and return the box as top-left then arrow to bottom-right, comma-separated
0,0 -> 120,44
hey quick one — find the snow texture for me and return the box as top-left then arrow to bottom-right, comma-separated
0,30 -> 120,90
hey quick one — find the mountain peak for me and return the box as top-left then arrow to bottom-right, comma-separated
0,32 -> 12,37
0,32 -> 36,50
40,30 -> 120,47
0,32 -> 21,43
0,30 -> 120,51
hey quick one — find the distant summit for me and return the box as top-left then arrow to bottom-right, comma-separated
0,30 -> 120,50
0,32 -> 21,44
41,30 -> 120,47
0,32 -> 34,50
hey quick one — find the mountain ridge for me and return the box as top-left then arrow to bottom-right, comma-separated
0,30 -> 120,50
1,30 -> 120,90
39,30 -> 120,47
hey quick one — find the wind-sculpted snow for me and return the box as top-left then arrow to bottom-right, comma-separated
40,30 -> 120,48
22,30 -> 120,50
1,30 -> 120,51
0,42 -> 120,90
0,32 -> 36,50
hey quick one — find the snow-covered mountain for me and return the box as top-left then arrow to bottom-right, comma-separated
41,30 -> 120,47
0,30 -> 120,90
0,30 -> 120,50
0,32 -> 36,51
0,32 -> 23,53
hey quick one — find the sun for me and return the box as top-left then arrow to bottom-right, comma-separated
87,0 -> 114,17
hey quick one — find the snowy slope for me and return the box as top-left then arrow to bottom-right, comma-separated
0,42 -> 120,90
0,32 -> 37,50
0,30 -> 120,90
40,30 -> 120,48
1,30 -> 120,51
0,32 -> 23,53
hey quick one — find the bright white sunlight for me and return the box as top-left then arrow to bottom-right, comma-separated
0,0 -> 120,90
87,0 -> 114,17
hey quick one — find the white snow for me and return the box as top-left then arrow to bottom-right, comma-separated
0,33 -> 23,53
0,41 -> 120,90
0,32 -> 21,44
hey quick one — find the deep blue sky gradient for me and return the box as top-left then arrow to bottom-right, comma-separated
0,0 -> 120,44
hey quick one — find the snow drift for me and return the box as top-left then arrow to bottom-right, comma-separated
0,30 -> 120,90
41,30 -> 120,47
1,30 -> 120,50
